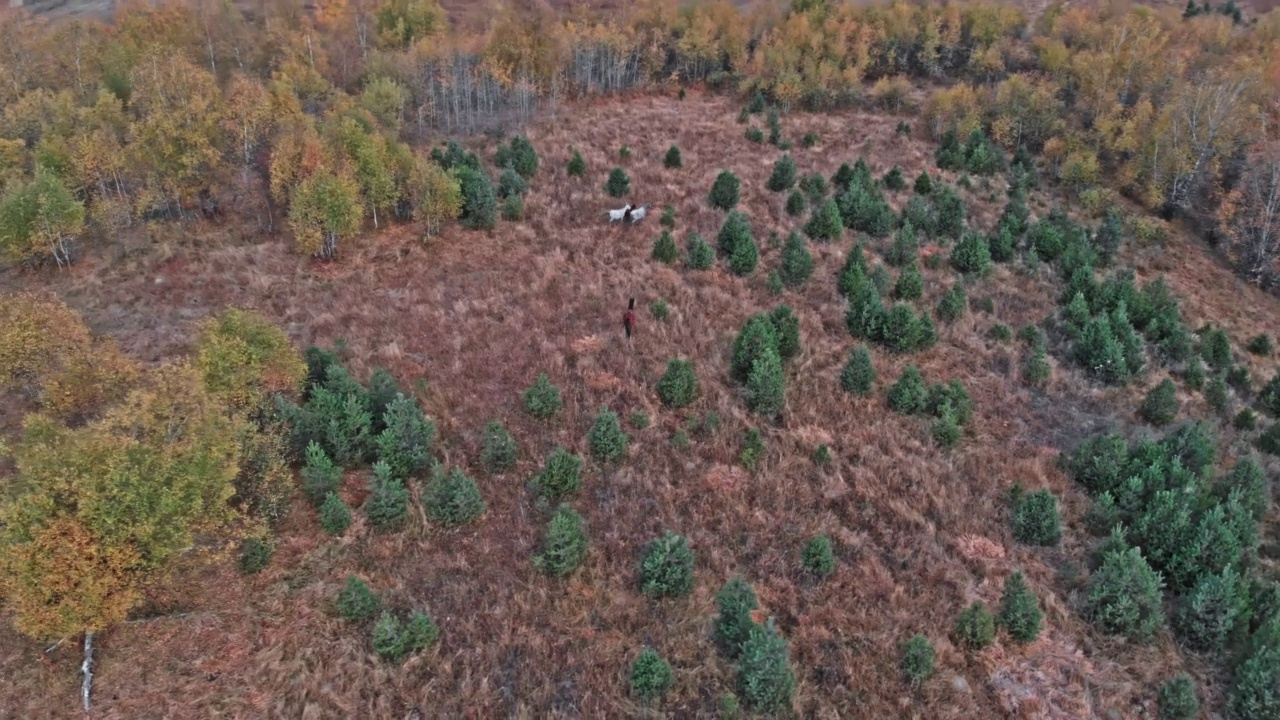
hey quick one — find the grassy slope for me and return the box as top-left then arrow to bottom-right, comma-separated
1,91 -> 1277,718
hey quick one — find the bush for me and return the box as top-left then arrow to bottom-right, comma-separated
887,365 -> 927,414
778,232 -> 813,288
605,167 -> 630,198
372,610 -> 438,663
998,571 -> 1043,642
640,531 -> 695,598
534,504 -> 588,577
1085,546 -> 1165,640
767,154 -> 797,193
454,166 -> 497,230
804,198 -> 842,242
523,373 -> 562,419
901,635 -> 935,686
714,576 -> 759,657
745,126 -> 764,143
619,145 -> 631,160
587,408 -> 629,462
1139,379 -> 1178,426
566,149 -> 586,177
740,427 -> 765,469
650,298 -> 669,320
320,492 -> 352,535
894,260 -> 924,300
954,602 -> 996,650
1158,675 -> 1199,720
746,346 -> 786,416
238,537 -> 272,574
660,204 -> 676,228
841,346 -> 876,395
936,284 -> 966,324
802,131 -> 818,147
423,467 -> 485,527
951,232 -> 991,274
664,145 -> 682,169
376,393 -> 435,480
709,170 -> 742,210
1012,489 -> 1061,546
802,535 -> 835,578
365,461 -> 410,531
652,229 -> 678,264
302,441 -> 343,507
737,618 -> 795,712
1247,333 -> 1273,356
533,447 -> 583,501
988,323 -> 1013,343
657,359 -> 699,408
630,649 -> 675,702
630,411 -> 650,430
883,165 -> 906,191
686,233 -> 715,269
785,189 -> 806,216
336,575 -> 379,621
480,420 -> 517,474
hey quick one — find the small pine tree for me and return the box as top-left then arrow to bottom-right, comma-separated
587,407 -> 629,462
932,403 -> 963,447
1247,333 -> 1274,356
738,618 -> 795,712
779,231 -> 813,287
800,171 -> 828,199
455,166 -> 497,230
371,609 -> 439,663
1085,546 -> 1166,640
954,602 -> 996,650
886,222 -> 919,267
567,148 -> 586,178
728,231 -> 759,276
533,504 -> 588,577
933,184 -> 967,238
685,233 -> 715,269
717,209 -> 752,255
1200,325 -> 1233,369
1158,675 -> 1199,720
894,260 -> 924,300
376,393 -> 436,480
660,204 -> 676,228
746,345 -> 786,416
302,441 -> 343,507
500,194 -> 523,221
652,229 -> 679,264
732,315 -> 780,382
423,467 -> 485,527
320,492 -> 352,535
802,535 -> 836,578
1140,379 -> 1179,426
496,166 -> 527,199
657,359 -> 699,408
768,305 -> 801,361
785,189 -> 806,216
1259,422 -> 1280,456
480,420 -> 517,474
740,427 -> 765,470
533,447 -> 583,501
364,461 -> 410,531
1012,489 -> 1061,546
715,576 -> 759,657
883,165 -> 906,190
766,154 -> 797,192
630,649 -> 675,702
951,232 -> 991,274
523,373 -> 563,419
238,537 -> 272,574
640,531 -> 695,598
336,575 -> 380,621
804,198 -> 843,242
901,635 -> 935,686
664,145 -> 682,169
913,171 -> 933,195
887,365 -> 928,414
1023,345 -> 1051,387
709,170 -> 741,210
1205,372 -> 1229,412
998,572 -> 1043,642
1174,565 -> 1246,651
936,284 -> 966,324
1259,372 -> 1280,417
605,167 -> 631,198
841,346 -> 876,395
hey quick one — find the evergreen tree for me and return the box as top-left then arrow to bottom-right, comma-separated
804,198 -> 843,242
715,576 -> 759,657
1205,372 -> 1229,412
785,189 -> 806,216
1085,547 -> 1166,640
886,222 -> 919,267
1076,315 -> 1130,385
319,492 -> 351,535
640,532 -> 695,598
302,441 -> 342,507
1174,565 -> 1246,651
479,420 -> 518,474
841,346 -> 876,395
936,284 -> 967,324
901,635 -> 935,685
567,149 -> 586,178
747,345 -> 786,416
336,575 -> 380,621
729,231 -> 759,276
587,408 -> 629,462
533,447 -> 583,501
685,233 -> 715,269
954,601 -> 996,650
629,649 -> 675,702
664,145 -> 682,169
423,466 -> 485,527
657,359 -> 699,408
913,171 -> 934,195
1012,489 -> 1062,546
951,232 -> 991,274
533,504 -> 588,577
932,184 -> 967,238
766,154 -> 797,192
894,260 -> 924,301
1158,676 -> 1199,720
652,229 -> 678,264
800,172 -> 828,200
376,393 -> 435,480
496,166 -> 527,199
1200,325 -> 1233,369
364,461 -> 410,531
802,535 -> 836,578
732,315 -> 780,382
1140,379 -> 1179,426
998,572 -> 1043,642
779,231 -> 814,287
605,167 -> 631,198
768,305 -> 801,361
883,165 -> 906,190
935,129 -> 964,170
845,278 -> 885,340
738,618 -> 795,712
523,373 -> 563,419
455,166 -> 497,230
717,210 -> 753,255
887,365 -> 928,414
709,170 -> 741,210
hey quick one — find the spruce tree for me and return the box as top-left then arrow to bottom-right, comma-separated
533,447 -> 582,500
738,619 -> 795,712
951,232 -> 991,275
376,393 -> 435,480
954,601 -> 996,650
302,441 -> 343,507
779,231 -> 813,287
801,535 -> 835,578
652,229 -> 678,264
657,359 -> 699,408
1205,371 -> 1229,412
455,166 -> 497,230
605,167 -> 631,198
1140,378 -> 1179,426
804,198 -> 843,242
715,576 -> 759,657
1084,546 -> 1165,640
629,649 -> 675,702
336,575 -> 379,621
640,532 -> 695,598
685,233 -> 715,269
766,154 -> 797,192
913,171 -> 933,195
320,492 -> 352,535
800,172 -> 828,200
664,145 -> 682,169
746,345 -> 786,416
567,148 -> 586,178
588,407 -> 629,462
900,635 -> 935,685
364,461 -> 410,531
887,365 -> 928,414
732,315 -> 780,382
883,165 -> 906,190
533,504 -> 588,577
1158,675 -> 1199,720
1012,489 -> 1062,546
894,260 -> 924,300
998,571 -> 1043,642
768,305 -> 800,360
717,210 -> 752,255
841,346 -> 875,395
709,170 -> 741,210
932,184 -> 966,238
936,284 -> 966,324
785,189 -> 806,216
728,231 -> 759,276
886,222 -> 919,267
496,166 -> 527,199
523,373 -> 563,418
423,466 -> 485,527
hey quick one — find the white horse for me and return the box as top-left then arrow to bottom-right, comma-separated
626,204 -> 652,223
607,204 -> 632,223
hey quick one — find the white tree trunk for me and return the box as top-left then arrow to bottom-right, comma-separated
81,632 -> 95,712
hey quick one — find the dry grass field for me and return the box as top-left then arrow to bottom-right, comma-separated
0,91 -> 1278,719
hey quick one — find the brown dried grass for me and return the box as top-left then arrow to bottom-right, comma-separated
1,91 -> 1278,718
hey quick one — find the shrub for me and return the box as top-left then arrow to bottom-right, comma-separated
800,171 -> 828,200
745,126 -> 764,143
714,576 -> 759,657
657,359 -> 699,408
480,420 -> 517,474
630,411 -> 650,430
802,535 -> 835,578
671,429 -> 690,449
785,189 -> 806,216
320,492 -> 352,535
500,194 -> 523,221
533,504 -> 588,577
664,145 -> 682,169
813,444 -> 832,467
841,346 -> 876,395
372,610 -> 438,663
1137,379 -> 1179,426
894,260 -> 924,300
901,635 -> 935,685
302,441 -> 343,507
364,461 -> 410,531
988,323 -> 1013,343
804,198 -> 842,242
1012,489 -> 1061,546
1247,333 -> 1274,356
523,373 -> 562,419
336,575 -> 379,621
778,232 -> 813,288
376,393 -> 435,480
738,618 -> 795,712
740,427 -> 765,469
1085,546 -> 1165,640
951,232 -> 991,274
1158,675 -> 1199,720
802,131 -> 818,147
650,298 -> 669,320
936,284 -> 966,324
640,531 -> 695,598
954,602 -> 996,650
423,467 -> 484,527
566,149 -> 585,177
238,537 -> 272,574
709,170 -> 741,210
652,229 -> 678,264
604,167 -> 630,198
746,346 -> 786,416
998,571 -> 1043,642
619,145 -> 631,160
587,407 -> 629,462
728,231 -> 759,276
496,166 -> 527,199
660,204 -> 676,228
452,166 -> 497,230
533,447 -> 583,500
630,648 -> 675,702
883,165 -> 906,190
685,233 -> 715,269
1228,364 -> 1251,392
887,365 -> 928,414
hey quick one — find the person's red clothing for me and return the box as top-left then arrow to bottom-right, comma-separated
623,309 -> 636,339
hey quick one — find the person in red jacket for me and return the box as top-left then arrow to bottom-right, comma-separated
623,298 -> 636,341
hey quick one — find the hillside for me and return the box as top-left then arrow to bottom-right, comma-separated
1,89 -> 1278,718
